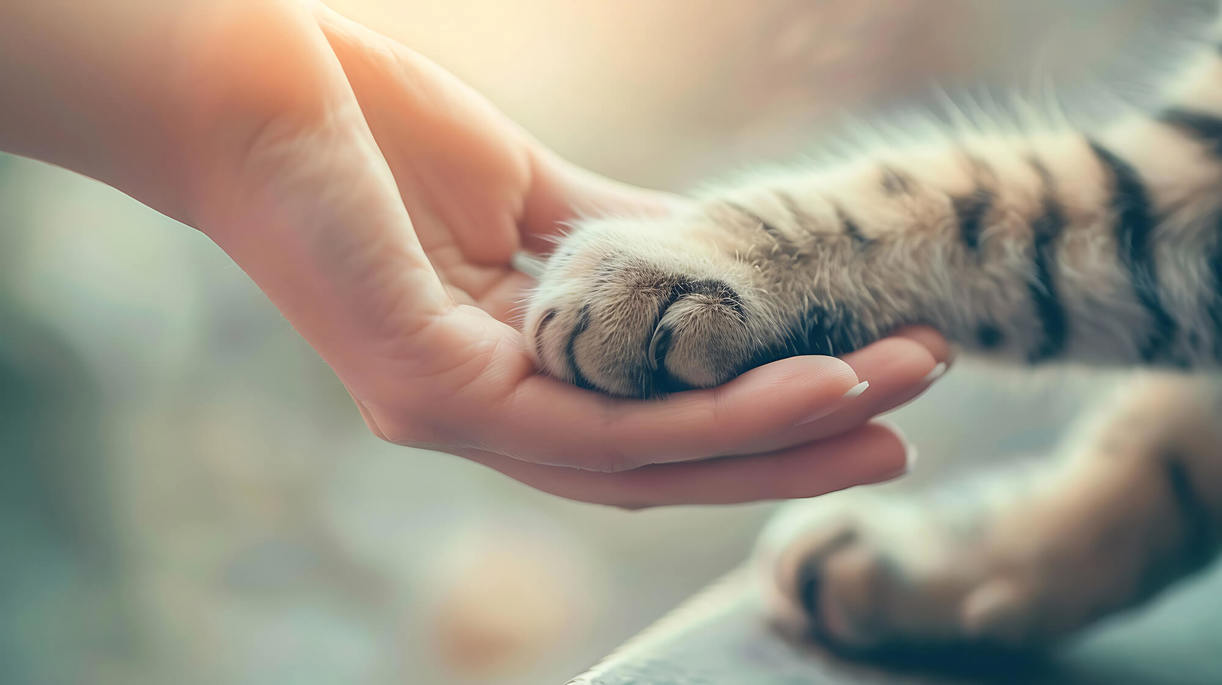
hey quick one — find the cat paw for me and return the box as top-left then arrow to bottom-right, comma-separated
524,211 -> 779,397
755,488 -> 1128,654
524,198 -> 878,397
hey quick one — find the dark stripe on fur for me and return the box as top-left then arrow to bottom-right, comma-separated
725,201 -> 791,245
1159,108 -> 1222,157
977,323 -> 1004,350
644,323 -> 687,397
798,305 -> 866,358
534,309 -> 558,365
952,188 -> 994,251
777,192 -> 819,238
834,205 -> 869,243
565,305 -> 596,391
1210,227 -> 1222,360
796,527 -> 858,640
963,151 -> 999,182
640,277 -> 744,396
1026,159 -> 1070,362
881,166 -> 915,195
741,304 -> 867,374
1089,139 -> 1177,362
672,278 -> 746,318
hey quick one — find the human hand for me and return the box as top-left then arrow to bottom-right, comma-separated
0,0 -> 951,507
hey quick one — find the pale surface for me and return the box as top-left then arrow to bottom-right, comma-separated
572,565 -> 1222,685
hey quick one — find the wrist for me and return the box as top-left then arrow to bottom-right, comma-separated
0,0 -> 331,226
0,2 -> 212,210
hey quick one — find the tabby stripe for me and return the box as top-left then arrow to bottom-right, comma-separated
1088,139 -> 1177,362
642,278 -> 744,397
1158,108 -> 1222,157
564,305 -> 596,391
643,323 -> 682,397
1026,159 -> 1070,362
797,305 -> 863,358
534,309 -> 558,366
725,201 -> 791,244
776,191 -> 819,238
666,278 -> 746,319
1209,222 -> 1222,360
833,205 -> 868,243
962,151 -> 999,183
880,166 -> 915,195
952,187 -> 994,250
976,323 -> 1004,349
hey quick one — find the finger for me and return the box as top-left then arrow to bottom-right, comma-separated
461,422 -> 912,508
890,326 -> 955,369
464,326 -> 949,471
757,329 -> 951,449
466,353 -> 862,471
852,325 -> 954,413
842,326 -> 953,420
621,333 -> 944,461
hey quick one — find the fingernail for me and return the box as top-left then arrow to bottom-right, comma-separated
795,381 -> 870,426
922,362 -> 948,384
842,380 -> 870,400
905,441 -> 920,471
879,441 -> 918,481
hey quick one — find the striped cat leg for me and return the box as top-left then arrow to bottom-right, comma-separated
527,40 -> 1222,393
756,373 -> 1222,651
525,120 -> 1222,395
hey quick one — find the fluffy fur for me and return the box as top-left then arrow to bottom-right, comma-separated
525,18 -> 1222,651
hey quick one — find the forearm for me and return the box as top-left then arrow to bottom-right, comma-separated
0,0 -> 440,389
0,0 -> 345,225
758,114 -> 1212,369
0,1 -> 199,213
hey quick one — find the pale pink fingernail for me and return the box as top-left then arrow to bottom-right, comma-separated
878,434 -> 918,481
842,380 -> 870,400
870,420 -> 918,478
922,362 -> 948,384
905,442 -> 920,471
795,381 -> 869,426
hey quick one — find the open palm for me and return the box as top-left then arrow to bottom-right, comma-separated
182,1 -> 950,507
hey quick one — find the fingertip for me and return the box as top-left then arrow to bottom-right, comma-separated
843,336 -> 938,386
889,326 -> 955,366
921,362 -> 948,384
770,423 -> 910,499
863,420 -> 915,481
737,354 -> 860,395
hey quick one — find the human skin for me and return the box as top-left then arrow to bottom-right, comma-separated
0,0 -> 949,507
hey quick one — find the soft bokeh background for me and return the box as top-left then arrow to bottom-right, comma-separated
0,2 -> 1215,684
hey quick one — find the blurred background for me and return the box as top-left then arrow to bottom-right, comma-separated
0,1 -> 1216,684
